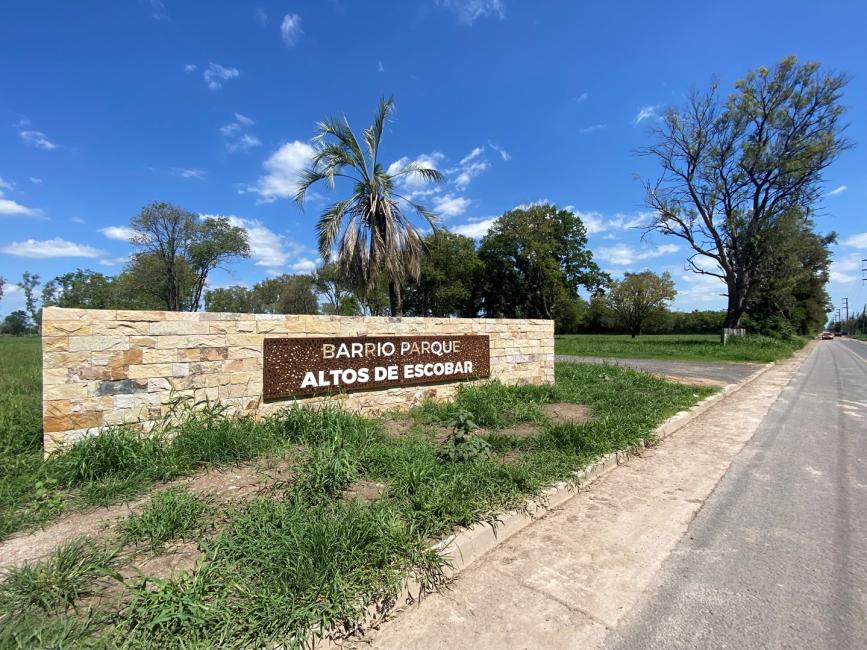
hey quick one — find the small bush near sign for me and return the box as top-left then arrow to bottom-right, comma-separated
263,335 -> 491,399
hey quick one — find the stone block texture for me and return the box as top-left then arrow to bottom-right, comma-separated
42,307 -> 554,454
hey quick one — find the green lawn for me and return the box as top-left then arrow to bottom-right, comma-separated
0,336 -> 46,539
555,333 -> 806,363
0,333 -> 714,648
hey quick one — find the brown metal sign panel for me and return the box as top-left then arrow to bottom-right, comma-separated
263,334 -> 490,400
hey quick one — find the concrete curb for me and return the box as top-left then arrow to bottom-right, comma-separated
319,352 -> 804,647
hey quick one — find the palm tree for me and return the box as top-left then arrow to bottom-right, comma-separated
295,97 -> 444,316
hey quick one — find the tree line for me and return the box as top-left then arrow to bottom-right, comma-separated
0,57 -> 843,339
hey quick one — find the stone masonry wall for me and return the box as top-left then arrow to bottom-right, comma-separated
42,307 -> 554,454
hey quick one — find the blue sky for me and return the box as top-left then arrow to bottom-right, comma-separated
2,0 -> 865,318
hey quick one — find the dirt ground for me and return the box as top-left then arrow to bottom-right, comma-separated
0,456 -> 294,572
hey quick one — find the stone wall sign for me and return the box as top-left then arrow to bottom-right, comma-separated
263,335 -> 490,399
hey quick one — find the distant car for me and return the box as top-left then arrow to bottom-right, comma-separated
821,331 -> 834,340
834,331 -> 843,337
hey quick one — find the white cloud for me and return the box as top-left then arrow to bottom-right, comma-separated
99,256 -> 130,267
437,0 -> 505,24
254,7 -> 268,24
454,159 -> 489,190
291,258 -> 319,273
574,209 -> 649,235
841,232 -> 867,248
171,167 -> 205,179
203,63 -> 239,90
149,0 -> 169,21
280,13 -> 303,46
29,176 -> 42,184
0,177 -> 14,192
459,147 -> 484,165
575,92 -> 589,103
595,243 -> 679,266
634,105 -> 661,124
221,114 -> 261,152
579,124 -> 606,134
452,216 -> 498,239
206,214 -> 314,274
827,185 -> 847,197
1,238 -> 105,259
184,63 -> 197,73
100,226 -> 136,242
20,130 -> 57,150
830,253 -> 863,285
433,194 -> 471,218
671,269 -> 727,310
248,141 -> 316,202
70,217 -> 85,224
214,215 -> 290,269
378,60 -> 384,73
387,152 -> 446,194
0,199 -> 43,218
487,140 -> 511,161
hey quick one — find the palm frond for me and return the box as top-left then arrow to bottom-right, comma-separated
390,161 -> 445,184
363,96 -> 394,167
316,199 -> 351,258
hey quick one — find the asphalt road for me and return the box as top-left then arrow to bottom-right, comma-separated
555,354 -> 763,385
606,339 -> 867,649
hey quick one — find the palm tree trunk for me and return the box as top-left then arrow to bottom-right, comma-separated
389,280 -> 403,317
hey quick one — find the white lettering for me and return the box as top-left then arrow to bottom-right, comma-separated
301,371 -> 318,388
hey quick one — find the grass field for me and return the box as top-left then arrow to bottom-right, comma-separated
0,333 -> 714,648
555,333 -> 806,363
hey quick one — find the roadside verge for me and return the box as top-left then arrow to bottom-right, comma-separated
322,351 -> 803,647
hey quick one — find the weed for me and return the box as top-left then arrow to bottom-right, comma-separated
0,538 -> 117,617
121,488 -> 208,553
438,411 -> 491,463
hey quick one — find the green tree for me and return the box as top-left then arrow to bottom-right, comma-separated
642,56 -> 849,329
1,310 -> 30,335
605,271 -> 677,338
745,210 -> 834,336
111,253 -> 175,310
205,285 -> 255,313
47,269 -> 115,309
205,275 -> 320,315
18,273 -> 40,327
355,273 -> 390,316
479,204 -> 608,328
295,97 -> 444,316
313,261 -> 358,315
0,276 -> 6,309
130,203 -> 249,311
269,274 -> 319,315
404,230 -> 483,317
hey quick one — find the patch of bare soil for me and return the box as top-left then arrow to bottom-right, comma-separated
481,422 -> 541,439
0,456 -> 294,573
542,402 -> 592,424
132,541 -> 202,581
661,374 -> 726,388
344,479 -> 387,503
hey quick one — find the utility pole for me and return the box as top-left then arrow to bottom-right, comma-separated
842,297 -> 849,331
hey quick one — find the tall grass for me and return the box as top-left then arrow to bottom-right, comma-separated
1,347 -> 713,648
555,333 -> 806,363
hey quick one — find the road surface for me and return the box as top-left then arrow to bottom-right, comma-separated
555,354 -> 763,385
368,341 -> 867,649
606,338 -> 867,649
